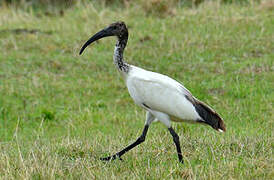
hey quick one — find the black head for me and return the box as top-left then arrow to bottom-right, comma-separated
107,21 -> 128,38
79,21 -> 128,55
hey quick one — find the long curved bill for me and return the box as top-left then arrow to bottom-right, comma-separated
79,27 -> 113,55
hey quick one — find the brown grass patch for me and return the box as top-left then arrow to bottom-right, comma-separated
141,0 -> 178,17
259,0 -> 274,11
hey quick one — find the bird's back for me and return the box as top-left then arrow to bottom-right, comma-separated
126,66 -> 201,122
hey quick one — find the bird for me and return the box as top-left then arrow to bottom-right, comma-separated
79,21 -> 226,163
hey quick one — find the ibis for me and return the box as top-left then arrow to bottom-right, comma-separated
79,22 -> 226,163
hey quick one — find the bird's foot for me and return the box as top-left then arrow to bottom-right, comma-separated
178,157 -> 184,164
100,154 -> 123,162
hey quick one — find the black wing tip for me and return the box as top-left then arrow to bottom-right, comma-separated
191,98 -> 226,132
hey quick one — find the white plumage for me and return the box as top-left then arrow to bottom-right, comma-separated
126,65 -> 200,125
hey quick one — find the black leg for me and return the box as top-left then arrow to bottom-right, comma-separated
168,127 -> 183,163
100,125 -> 149,161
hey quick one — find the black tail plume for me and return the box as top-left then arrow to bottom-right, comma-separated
194,99 -> 226,132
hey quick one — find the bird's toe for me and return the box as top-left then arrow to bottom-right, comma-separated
100,154 -> 122,162
100,156 -> 112,161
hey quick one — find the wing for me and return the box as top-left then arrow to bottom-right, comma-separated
126,67 -> 200,121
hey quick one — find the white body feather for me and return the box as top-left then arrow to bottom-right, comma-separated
125,65 -> 202,125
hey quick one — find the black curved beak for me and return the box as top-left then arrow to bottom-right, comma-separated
79,27 -> 114,55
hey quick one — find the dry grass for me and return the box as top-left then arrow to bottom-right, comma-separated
259,0 -> 274,10
141,0 -> 178,16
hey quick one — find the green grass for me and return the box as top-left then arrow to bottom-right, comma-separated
0,1 -> 273,179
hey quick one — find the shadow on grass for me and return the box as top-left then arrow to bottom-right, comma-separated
56,145 -> 98,161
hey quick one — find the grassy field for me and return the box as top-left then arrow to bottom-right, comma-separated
0,1 -> 273,179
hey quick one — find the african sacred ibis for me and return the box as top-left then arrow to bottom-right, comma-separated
79,22 -> 226,163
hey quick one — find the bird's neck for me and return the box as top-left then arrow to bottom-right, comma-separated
113,34 -> 130,73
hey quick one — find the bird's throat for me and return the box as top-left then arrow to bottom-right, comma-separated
113,37 -> 130,73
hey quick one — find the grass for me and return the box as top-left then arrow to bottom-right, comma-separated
0,1 -> 273,179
